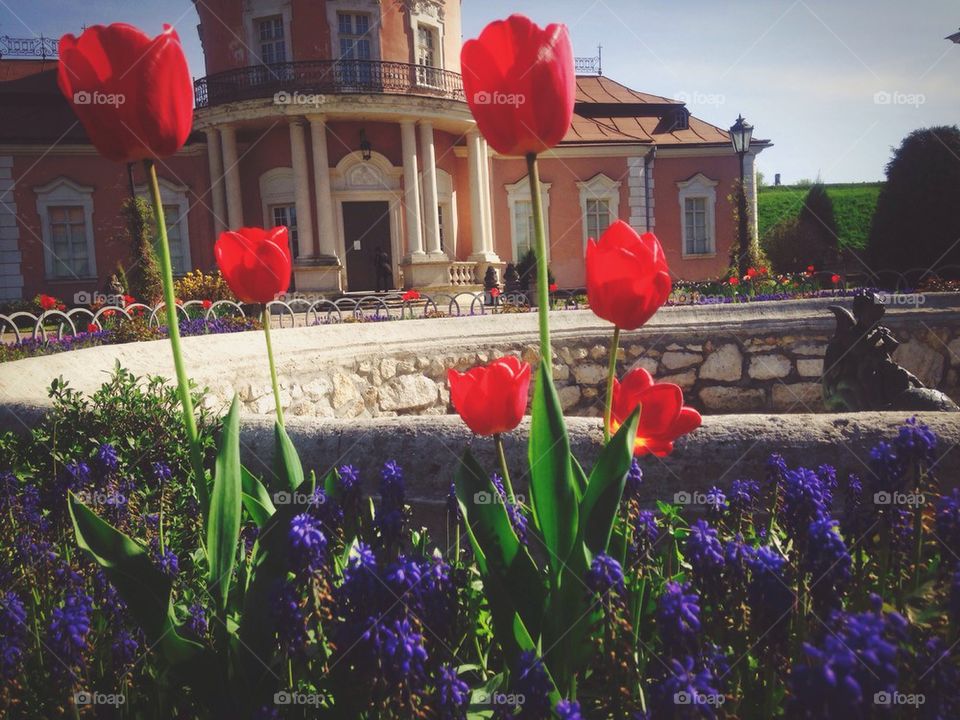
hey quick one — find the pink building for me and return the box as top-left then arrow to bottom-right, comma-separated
0,2 -> 769,301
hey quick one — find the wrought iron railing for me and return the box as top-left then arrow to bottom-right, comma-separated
0,35 -> 59,59
194,59 -> 465,108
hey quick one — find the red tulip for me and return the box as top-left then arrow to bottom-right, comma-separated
461,14 -> 575,156
57,23 -> 193,163
215,227 -> 292,303
549,283 -> 558,292
202,299 -> 213,310
746,267 -> 757,279
448,356 -> 531,436
402,289 -> 422,302
38,294 -> 59,311
490,287 -> 501,298
728,277 -> 740,286
586,220 -> 671,330
123,294 -> 136,307
87,323 -> 99,333
610,368 -> 701,457
831,274 -> 841,284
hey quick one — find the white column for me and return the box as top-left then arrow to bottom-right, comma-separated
479,137 -> 494,254
307,115 -> 338,260
220,125 -> 243,230
745,151 -> 759,243
400,120 -> 424,258
288,118 -> 315,258
468,130 -> 498,261
419,121 -> 444,256
204,129 -> 227,236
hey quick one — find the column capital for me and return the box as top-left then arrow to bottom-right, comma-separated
305,113 -> 327,124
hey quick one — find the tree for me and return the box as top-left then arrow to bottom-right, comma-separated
798,182 -> 840,267
122,197 -> 163,305
867,126 -> 960,280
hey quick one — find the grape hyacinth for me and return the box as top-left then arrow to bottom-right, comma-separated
287,512 -> 328,575
624,459 -> 643,503
631,509 -> 660,563
512,651 -> 553,719
186,602 -> 208,641
704,486 -> 728,520
656,581 -> 701,655
894,416 -> 937,472
377,618 -> 429,682
47,591 -> 93,679
271,579 -> 308,656
684,519 -> 725,590
727,478 -> 760,520
781,467 -> 831,543
151,461 -> 173,485
803,519 -> 852,613
555,699 -> 583,720
95,443 -> 119,474
649,655 -> 721,720
746,546 -> 793,652
436,664 -> 470,720
586,553 -> 625,596
0,591 -> 27,679
111,628 -> 140,668
378,460 -> 406,548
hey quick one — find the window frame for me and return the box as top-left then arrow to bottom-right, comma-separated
35,177 -> 97,281
505,176 -> 551,262
328,1 -> 381,64
676,173 -> 718,258
576,173 -> 621,250
244,3 -> 293,65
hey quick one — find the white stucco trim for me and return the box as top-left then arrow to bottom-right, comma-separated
34,176 -> 96,281
577,173 -> 621,249
677,172 -> 718,259
505,175 -> 551,262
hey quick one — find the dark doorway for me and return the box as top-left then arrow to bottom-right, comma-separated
343,201 -> 392,292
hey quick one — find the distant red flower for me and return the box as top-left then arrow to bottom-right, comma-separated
609,367 -> 701,457
549,283 -> 558,292
38,294 -> 60,311
123,294 -> 136,306
87,323 -> 98,333
202,299 -> 213,310
728,277 -> 740,286
448,356 -> 531,436
490,287 -> 501,298
586,221 -> 671,330
57,23 -> 193,163
807,265 -> 816,272
831,274 -> 841,285
214,226 -> 292,304
174,298 -> 183,306
759,266 -> 768,275
402,289 -> 422,302
746,267 -> 757,279
103,309 -> 116,318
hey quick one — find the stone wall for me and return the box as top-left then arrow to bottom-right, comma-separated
2,295 -> 958,427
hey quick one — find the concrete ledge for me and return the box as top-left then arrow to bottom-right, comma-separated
236,412 -> 960,538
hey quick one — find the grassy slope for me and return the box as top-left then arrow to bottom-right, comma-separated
757,183 -> 883,249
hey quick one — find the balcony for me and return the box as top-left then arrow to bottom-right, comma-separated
194,59 -> 465,109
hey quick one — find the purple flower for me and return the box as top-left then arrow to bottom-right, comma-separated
111,628 -> 139,668
782,467 -> 831,543
151,461 -> 172,485
0,591 -> 27,679
631,509 -> 660,563
650,656 -> 721,720
746,546 -> 793,652
684,519 -> 725,590
287,512 -> 327,574
555,699 -> 583,720
512,651 -> 553,719
803,519 -> 851,613
186,602 -> 208,641
704,486 -> 728,519
270,579 -> 308,656
723,534 -> 749,581
436,664 -> 469,719
377,618 -> 428,682
586,553 -> 624,595
154,547 -> 179,579
935,489 -> 960,567
894,416 -> 937,472
95,443 -> 119,473
47,591 -> 92,678
624,459 -> 643,503
506,501 -> 529,546
727,478 -> 760,519
657,581 -> 701,655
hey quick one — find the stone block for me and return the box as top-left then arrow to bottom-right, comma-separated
662,351 -> 701,370
797,358 -> 824,377
699,386 -> 765,412
772,382 -> 823,411
700,344 -> 742,381
748,354 -> 791,380
893,339 -> 945,388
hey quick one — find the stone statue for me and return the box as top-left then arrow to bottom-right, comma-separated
483,265 -> 499,292
503,263 -> 522,294
823,291 -> 958,412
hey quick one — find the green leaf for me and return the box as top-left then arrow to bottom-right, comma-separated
274,420 -> 304,492
527,362 -> 578,575
578,406 -> 640,556
207,395 -> 243,613
69,493 -> 202,665
455,448 -> 546,656
241,465 -> 275,527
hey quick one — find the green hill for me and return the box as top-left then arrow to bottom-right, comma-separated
757,182 -> 882,250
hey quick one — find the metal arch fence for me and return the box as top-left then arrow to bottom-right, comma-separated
0,290 -> 589,346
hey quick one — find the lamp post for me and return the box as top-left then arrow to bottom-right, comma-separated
359,129 -> 372,161
729,114 -> 754,278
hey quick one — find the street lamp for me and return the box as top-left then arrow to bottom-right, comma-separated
947,28 -> 960,44
359,129 -> 372,161
729,114 -> 754,278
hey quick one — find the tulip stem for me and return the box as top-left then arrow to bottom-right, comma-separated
526,153 -> 552,368
261,305 -> 285,425
603,327 -> 621,443
494,433 -> 516,504
144,159 -> 208,514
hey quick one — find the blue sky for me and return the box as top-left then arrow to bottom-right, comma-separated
3,0 -> 958,184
